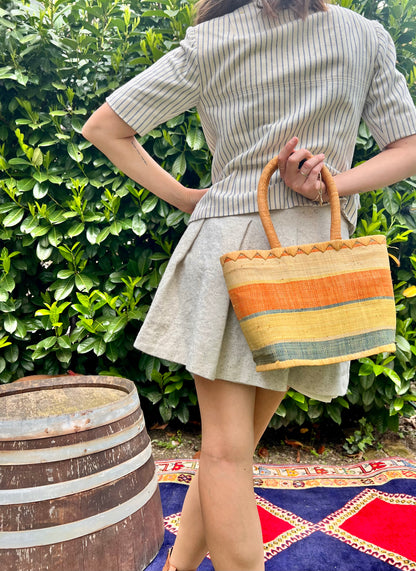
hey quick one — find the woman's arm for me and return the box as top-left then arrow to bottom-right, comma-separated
277,134 -> 416,202
82,103 -> 208,214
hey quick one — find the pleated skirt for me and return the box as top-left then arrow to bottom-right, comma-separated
135,206 -> 351,402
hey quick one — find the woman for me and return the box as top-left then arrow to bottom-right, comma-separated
82,1 -> 416,569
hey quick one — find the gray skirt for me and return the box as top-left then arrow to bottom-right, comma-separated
135,206 -> 351,402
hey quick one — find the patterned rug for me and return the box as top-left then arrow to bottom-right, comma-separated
145,457 -> 416,571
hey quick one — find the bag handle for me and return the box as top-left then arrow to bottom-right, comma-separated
257,155 -> 342,249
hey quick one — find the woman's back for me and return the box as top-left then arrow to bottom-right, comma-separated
107,2 -> 415,226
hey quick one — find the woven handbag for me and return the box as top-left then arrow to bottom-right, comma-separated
220,156 -> 396,371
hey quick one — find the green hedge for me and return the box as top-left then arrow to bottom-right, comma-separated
1,0 -> 415,430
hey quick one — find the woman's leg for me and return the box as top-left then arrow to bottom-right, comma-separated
167,471 -> 207,570
195,376 -> 263,571
170,377 -> 286,571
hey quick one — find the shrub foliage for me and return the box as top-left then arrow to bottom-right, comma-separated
0,0 -> 415,429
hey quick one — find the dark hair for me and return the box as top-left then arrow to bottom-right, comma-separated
196,0 -> 328,24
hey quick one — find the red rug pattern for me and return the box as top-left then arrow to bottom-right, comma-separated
157,457 -> 416,570
318,488 -> 416,569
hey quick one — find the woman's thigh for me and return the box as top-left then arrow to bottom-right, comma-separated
194,375 -> 257,461
194,376 -> 286,460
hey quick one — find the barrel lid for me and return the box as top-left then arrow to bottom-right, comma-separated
0,375 -> 140,440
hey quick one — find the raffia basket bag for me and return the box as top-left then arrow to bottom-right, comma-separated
220,155 -> 396,371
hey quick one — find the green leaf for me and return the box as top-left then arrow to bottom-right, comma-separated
141,195 -> 158,213
15,318 -> 27,339
37,336 -> 58,350
336,397 -> 350,409
132,214 -> 147,236
96,227 -> 111,243
56,349 -> 72,363
391,397 -> 404,412
48,228 -> 63,247
77,337 -> 97,354
159,400 -> 173,422
20,217 -> 40,234
326,404 -> 342,425
287,390 -> 305,403
166,114 -> 185,128
86,226 -> 100,244
176,404 -> 190,424
383,367 -> 401,387
67,142 -> 83,162
186,128 -> 206,150
395,335 -> 412,356
0,203 -> 18,214
68,222 -> 85,237
2,208 -> 24,227
359,374 -> 374,390
166,210 -> 184,227
93,338 -> 106,356
106,342 -> 120,363
54,277 -> 75,301
171,153 -> 186,177
32,147 -> 43,167
4,344 -> 19,363
71,117 -> 84,133
57,270 -> 75,279
57,335 -> 71,349
3,314 -> 17,334
109,221 -> 123,235
362,388 -> 375,406
0,336 -> 11,350
33,182 -> 49,199
0,274 -> 15,293
143,390 -> 163,405
16,178 -> 35,192
103,314 -> 128,342
75,273 -> 93,292
30,224 -> 50,237
36,243 -> 53,261
383,188 -> 400,216
48,174 -> 63,184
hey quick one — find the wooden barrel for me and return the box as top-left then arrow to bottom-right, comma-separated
0,375 -> 164,571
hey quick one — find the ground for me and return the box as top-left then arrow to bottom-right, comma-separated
149,415 -> 416,465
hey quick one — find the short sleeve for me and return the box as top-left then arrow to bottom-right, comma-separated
362,22 -> 416,149
106,27 -> 200,136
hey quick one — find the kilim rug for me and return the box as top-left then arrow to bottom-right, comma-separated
145,457 -> 416,571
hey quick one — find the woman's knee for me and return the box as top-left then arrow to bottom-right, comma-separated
200,431 -> 253,465
194,375 -> 258,463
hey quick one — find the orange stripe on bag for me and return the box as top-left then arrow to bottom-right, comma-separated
229,267 -> 394,319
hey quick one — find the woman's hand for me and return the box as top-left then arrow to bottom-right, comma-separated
277,137 -> 328,203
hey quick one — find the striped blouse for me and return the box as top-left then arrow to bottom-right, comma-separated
106,2 -> 416,230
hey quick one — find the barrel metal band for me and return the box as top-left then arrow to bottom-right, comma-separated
0,441 -> 152,505
0,415 -> 145,465
0,471 -> 159,548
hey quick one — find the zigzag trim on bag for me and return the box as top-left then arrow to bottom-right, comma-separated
220,235 -> 387,264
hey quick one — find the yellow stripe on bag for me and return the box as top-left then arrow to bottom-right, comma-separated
222,243 -> 390,289
240,298 -> 396,351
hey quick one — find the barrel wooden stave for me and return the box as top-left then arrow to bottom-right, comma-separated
1,492 -> 163,571
0,375 -> 164,571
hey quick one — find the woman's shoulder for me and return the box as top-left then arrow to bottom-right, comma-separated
327,3 -> 383,31
326,3 -> 390,47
